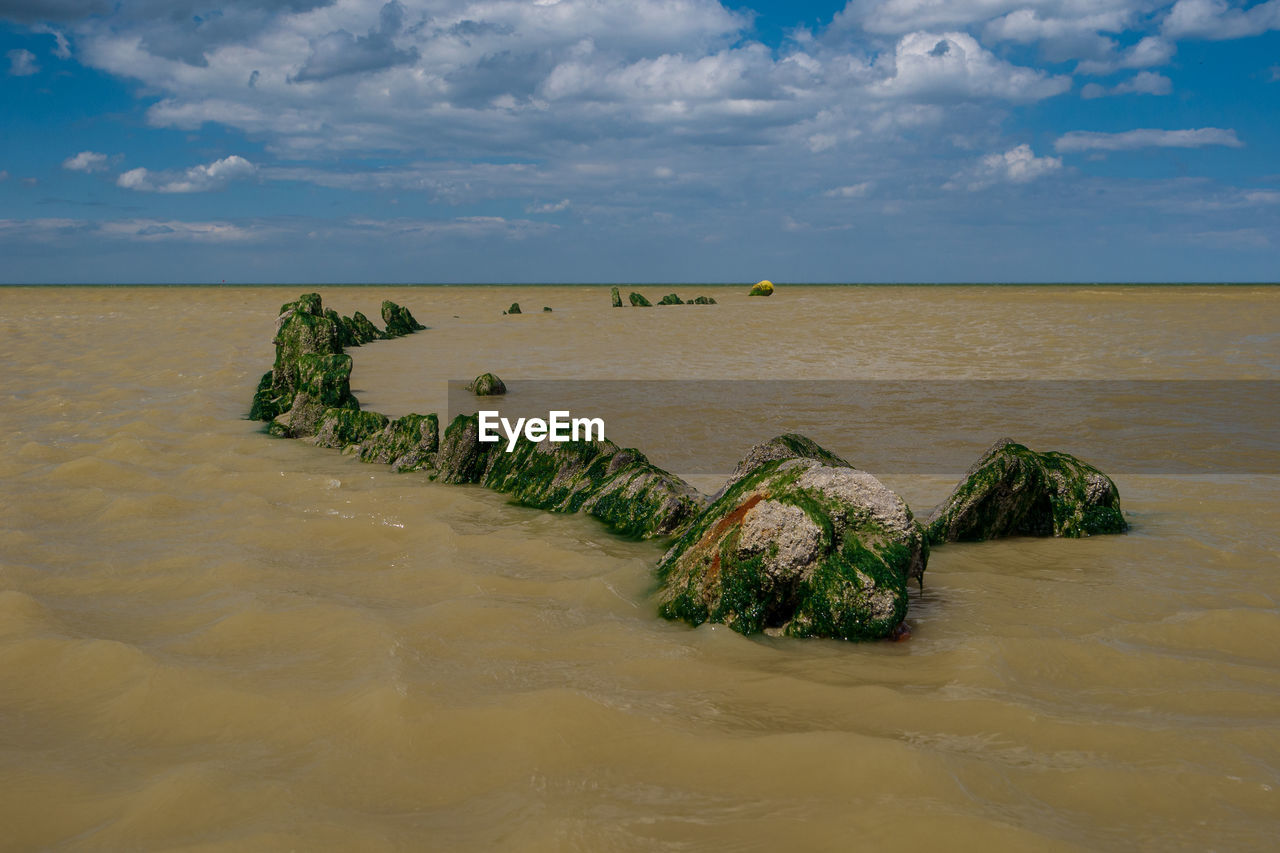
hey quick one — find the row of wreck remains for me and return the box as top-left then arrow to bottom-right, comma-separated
249,293 -> 1128,642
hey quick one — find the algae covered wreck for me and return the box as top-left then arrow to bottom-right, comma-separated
249,292 -> 1129,642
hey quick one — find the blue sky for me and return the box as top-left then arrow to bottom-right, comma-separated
1,0 -> 1277,283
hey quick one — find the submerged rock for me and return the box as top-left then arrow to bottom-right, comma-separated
360,413 -> 440,472
629,292 -> 652,307
611,287 -> 623,307
926,438 -> 1127,543
749,280 -> 774,296
507,302 -> 522,315
381,300 -> 426,337
543,306 -> 553,312
467,372 -> 507,396
656,436 -> 927,641
434,414 -> 704,538
313,407 -> 389,449
658,293 -> 684,305
691,295 -> 717,304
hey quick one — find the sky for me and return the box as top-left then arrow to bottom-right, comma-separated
1,0 -> 1278,283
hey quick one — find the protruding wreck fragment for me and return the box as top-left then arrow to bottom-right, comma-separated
658,293 -> 684,305
381,300 -> 427,337
506,302 -> 522,315
343,311 -> 386,345
926,438 -> 1127,543
467,372 -> 507,396
611,287 -> 623,307
326,308 -> 359,349
250,293 -> 358,426
749,280 -> 774,296
629,292 -> 652,307
433,415 -> 704,538
656,435 -> 927,641
691,295 -> 717,304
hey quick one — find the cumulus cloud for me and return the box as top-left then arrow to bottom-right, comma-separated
291,1 -> 418,83
1081,71 -> 1173,98
873,31 -> 1072,102
62,150 -> 111,172
1162,0 -> 1280,40
944,143 -> 1062,190
1075,35 -> 1175,74
1055,127 -> 1244,152
116,155 -> 256,193
7,48 -> 38,76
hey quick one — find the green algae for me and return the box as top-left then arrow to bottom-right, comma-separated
381,300 -> 427,337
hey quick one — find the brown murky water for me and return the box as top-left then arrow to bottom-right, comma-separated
1,285 -> 1277,851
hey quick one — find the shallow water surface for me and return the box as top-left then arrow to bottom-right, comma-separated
0,284 -> 1277,851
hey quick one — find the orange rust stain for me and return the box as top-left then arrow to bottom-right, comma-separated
711,493 -> 765,539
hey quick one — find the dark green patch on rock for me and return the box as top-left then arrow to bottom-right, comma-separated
506,302 -> 522,315
926,438 -> 1128,544
629,292 -> 652,307
381,300 -> 427,337
691,295 -> 717,305
657,293 -> 684,305
611,287 -> 623,307
656,436 -> 927,641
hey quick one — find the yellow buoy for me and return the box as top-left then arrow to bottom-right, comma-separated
748,280 -> 774,296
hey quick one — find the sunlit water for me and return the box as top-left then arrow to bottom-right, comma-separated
1,285 -> 1277,851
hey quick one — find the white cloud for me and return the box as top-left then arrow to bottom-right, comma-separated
116,155 -> 256,193
62,151 -> 111,172
944,143 -> 1062,190
34,25 -> 72,59
823,182 -> 873,198
526,198 -> 571,213
1081,71 -> 1173,98
1162,0 -> 1280,40
1075,35 -> 1175,74
96,219 -> 259,242
872,31 -> 1072,102
0,170 -> 8,181
0,216 -> 257,243
1055,127 -> 1244,152
7,48 -> 39,76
